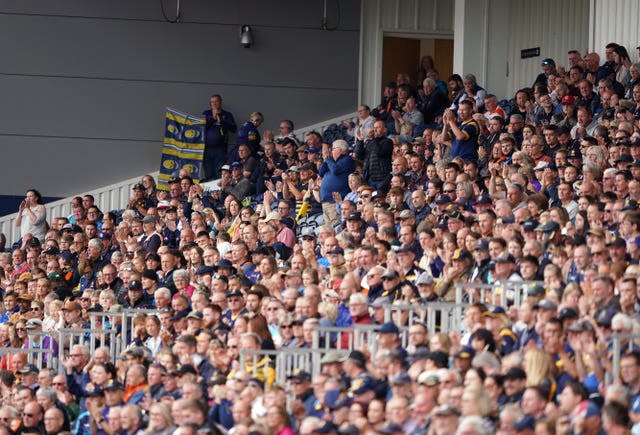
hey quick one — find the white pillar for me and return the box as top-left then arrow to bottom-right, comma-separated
453,0 -> 510,98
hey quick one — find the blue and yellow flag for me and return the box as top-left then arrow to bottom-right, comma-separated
159,108 -> 205,190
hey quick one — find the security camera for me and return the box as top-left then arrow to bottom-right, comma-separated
240,25 -> 253,48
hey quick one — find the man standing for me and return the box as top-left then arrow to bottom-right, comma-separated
443,100 -> 480,162
319,139 -> 356,228
356,120 -> 393,190
202,94 -> 237,180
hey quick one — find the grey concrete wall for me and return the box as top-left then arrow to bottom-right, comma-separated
0,0 -> 360,197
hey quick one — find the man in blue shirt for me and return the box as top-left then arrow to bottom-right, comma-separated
443,100 -> 480,162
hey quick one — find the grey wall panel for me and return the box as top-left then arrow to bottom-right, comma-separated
591,0 -> 640,62
0,0 -> 361,29
0,75 -> 357,140
506,0 -> 589,97
1,137 -> 160,196
0,15 -> 359,89
0,0 -> 360,198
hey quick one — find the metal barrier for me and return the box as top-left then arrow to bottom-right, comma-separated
609,333 -> 640,386
312,324 -> 382,354
0,346 -> 57,371
13,309 -> 163,374
88,312 -> 124,359
455,280 -> 543,307
25,331 -> 58,370
119,309 -> 160,353
239,348 -> 350,385
57,327 -> 119,370
382,302 -> 467,335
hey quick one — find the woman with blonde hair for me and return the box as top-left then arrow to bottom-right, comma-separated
429,332 -> 452,354
460,383 -> 494,431
524,347 -> 556,400
145,402 -> 174,435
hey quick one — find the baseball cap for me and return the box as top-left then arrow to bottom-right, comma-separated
535,221 -> 560,233
451,249 -> 471,261
378,322 -> 399,334
18,364 -> 38,374
558,307 -> 579,322
534,299 -> 557,311
415,272 -> 434,285
345,350 -> 367,367
287,370 -> 311,383
141,269 -> 159,282
433,404 -> 461,416
127,280 -> 143,291
513,414 -> 536,431
327,246 -> 345,256
349,376 -> 376,395
541,58 -> 555,66
186,311 -> 203,320
104,380 -> 125,391
504,367 -> 527,380
474,239 -> 489,251
25,319 -> 43,329
435,194 -> 452,205
381,269 -> 399,279
495,252 -> 516,263
42,246 -> 60,255
454,346 -> 476,360
321,351 -> 346,365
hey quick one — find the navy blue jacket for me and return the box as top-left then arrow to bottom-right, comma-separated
236,121 -> 261,154
318,155 -> 356,203
203,109 -> 237,147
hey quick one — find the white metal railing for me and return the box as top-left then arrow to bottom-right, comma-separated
0,112 -> 357,245
0,173 -> 147,246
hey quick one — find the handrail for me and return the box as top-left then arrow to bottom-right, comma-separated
0,112 -> 357,245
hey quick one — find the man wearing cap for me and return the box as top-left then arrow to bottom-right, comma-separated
492,252 -> 522,283
224,162 -> 253,200
380,268 -> 403,301
122,280 -> 153,309
223,290 -> 248,327
434,249 -> 472,301
139,215 -> 161,254
62,300 -> 89,329
377,322 -> 407,361
534,58 -> 557,87
415,271 -> 437,303
356,120 -> 393,190
469,239 -> 491,283
396,245 -> 422,284
126,183 -> 151,218
288,370 -> 318,421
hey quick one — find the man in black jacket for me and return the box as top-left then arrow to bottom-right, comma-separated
356,120 -> 393,192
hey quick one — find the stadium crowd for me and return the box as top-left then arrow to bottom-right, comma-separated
2,42 -> 640,435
